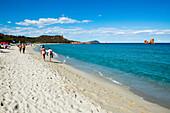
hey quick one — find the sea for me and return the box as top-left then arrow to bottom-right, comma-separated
35,43 -> 170,108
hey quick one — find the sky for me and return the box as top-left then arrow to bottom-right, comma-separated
0,0 -> 170,43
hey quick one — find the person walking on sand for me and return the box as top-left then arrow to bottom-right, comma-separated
47,47 -> 53,62
22,44 -> 26,54
41,45 -> 46,61
19,44 -> 22,53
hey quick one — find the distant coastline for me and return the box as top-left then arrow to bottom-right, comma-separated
1,33 -> 170,44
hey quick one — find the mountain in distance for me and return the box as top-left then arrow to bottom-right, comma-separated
89,40 -> 100,44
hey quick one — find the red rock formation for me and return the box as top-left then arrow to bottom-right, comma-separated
71,42 -> 83,44
85,42 -> 92,44
77,42 -> 83,44
149,39 -> 155,44
71,42 -> 77,44
144,40 -> 149,44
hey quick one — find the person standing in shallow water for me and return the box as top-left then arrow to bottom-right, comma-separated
47,47 -> 53,62
22,44 -> 26,54
41,45 -> 46,61
19,45 -> 22,53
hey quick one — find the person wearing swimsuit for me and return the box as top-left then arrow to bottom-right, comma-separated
19,45 -> 22,53
48,47 -> 53,62
41,45 -> 46,61
22,44 -> 26,54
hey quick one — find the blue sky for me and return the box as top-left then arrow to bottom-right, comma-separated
0,0 -> 170,42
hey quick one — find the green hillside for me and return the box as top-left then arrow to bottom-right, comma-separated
0,33 -> 71,43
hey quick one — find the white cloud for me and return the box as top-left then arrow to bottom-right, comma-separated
131,29 -> 170,35
98,15 -> 102,17
38,26 -> 44,28
0,26 -> 170,42
57,17 -> 80,24
15,17 -> 91,27
7,21 -> 11,23
82,20 -> 91,23
132,30 -> 157,34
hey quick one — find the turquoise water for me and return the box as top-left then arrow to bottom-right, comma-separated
40,43 -> 170,107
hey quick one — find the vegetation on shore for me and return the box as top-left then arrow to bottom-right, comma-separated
0,33 -> 101,44
0,33 -> 71,43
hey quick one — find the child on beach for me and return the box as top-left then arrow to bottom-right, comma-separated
47,47 -> 53,62
41,45 -> 46,61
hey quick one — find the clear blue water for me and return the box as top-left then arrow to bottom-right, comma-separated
38,43 -> 170,107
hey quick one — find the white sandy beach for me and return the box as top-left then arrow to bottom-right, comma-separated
0,45 -> 169,113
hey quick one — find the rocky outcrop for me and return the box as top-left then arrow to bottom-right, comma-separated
149,39 -> 155,44
144,39 -> 155,44
85,42 -> 92,44
70,42 -> 83,44
70,40 -> 100,44
144,40 -> 149,44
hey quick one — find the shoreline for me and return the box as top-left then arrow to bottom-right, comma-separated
36,44 -> 170,109
33,45 -> 169,112
0,45 -> 169,112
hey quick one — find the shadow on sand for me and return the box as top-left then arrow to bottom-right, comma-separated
51,61 -> 62,64
0,51 -> 10,53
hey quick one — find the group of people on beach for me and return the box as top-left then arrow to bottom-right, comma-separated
18,44 -> 26,54
41,45 -> 53,62
0,43 -> 11,53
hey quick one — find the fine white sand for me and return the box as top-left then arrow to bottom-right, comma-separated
0,45 -> 169,113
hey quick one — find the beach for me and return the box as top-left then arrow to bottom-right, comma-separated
0,45 -> 169,113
